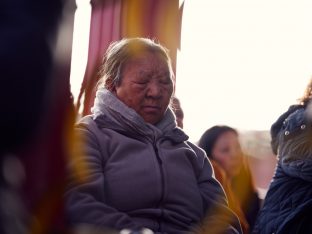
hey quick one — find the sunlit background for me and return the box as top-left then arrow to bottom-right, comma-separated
71,0 -> 312,142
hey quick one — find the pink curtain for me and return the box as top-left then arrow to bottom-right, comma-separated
77,0 -> 184,115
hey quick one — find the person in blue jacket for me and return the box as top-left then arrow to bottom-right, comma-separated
252,78 -> 312,233
65,38 -> 242,234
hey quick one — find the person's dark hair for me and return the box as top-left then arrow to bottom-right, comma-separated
98,37 -> 174,91
198,125 -> 238,159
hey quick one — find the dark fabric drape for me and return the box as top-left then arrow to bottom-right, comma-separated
77,0 -> 184,115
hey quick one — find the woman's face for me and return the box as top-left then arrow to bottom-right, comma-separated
212,131 -> 243,178
115,51 -> 174,124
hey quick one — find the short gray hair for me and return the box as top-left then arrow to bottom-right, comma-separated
98,38 -> 174,90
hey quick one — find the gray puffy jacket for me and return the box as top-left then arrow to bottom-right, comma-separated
65,89 -> 242,234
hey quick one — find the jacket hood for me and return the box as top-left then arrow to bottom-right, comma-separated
90,88 -> 188,143
276,105 -> 312,182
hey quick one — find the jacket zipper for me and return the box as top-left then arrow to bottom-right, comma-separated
153,142 -> 165,232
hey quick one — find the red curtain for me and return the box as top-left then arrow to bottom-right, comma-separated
77,0 -> 184,115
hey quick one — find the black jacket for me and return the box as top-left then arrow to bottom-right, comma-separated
253,105 -> 312,233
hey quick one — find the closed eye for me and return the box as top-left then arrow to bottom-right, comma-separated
133,78 -> 149,85
132,82 -> 149,90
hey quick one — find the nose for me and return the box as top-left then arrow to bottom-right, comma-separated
146,81 -> 162,99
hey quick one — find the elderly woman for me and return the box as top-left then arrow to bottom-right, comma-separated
65,38 -> 241,234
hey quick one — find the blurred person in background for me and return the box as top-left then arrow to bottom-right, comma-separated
65,38 -> 242,234
198,126 -> 260,234
171,96 -> 184,128
1,0 -> 75,233
252,78 -> 312,234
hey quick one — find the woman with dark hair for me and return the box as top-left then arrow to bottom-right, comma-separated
252,78 -> 312,234
198,126 -> 260,234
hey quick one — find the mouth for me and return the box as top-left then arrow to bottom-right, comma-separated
231,161 -> 242,171
142,105 -> 161,112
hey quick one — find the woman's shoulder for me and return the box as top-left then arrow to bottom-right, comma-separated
75,115 -> 99,133
76,115 -> 94,127
186,141 -> 207,157
75,115 -> 109,140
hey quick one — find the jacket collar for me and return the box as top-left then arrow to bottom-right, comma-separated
91,88 -> 188,143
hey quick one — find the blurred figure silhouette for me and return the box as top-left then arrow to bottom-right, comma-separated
1,0 -> 75,233
252,78 -> 312,234
199,126 -> 260,234
171,96 -> 184,128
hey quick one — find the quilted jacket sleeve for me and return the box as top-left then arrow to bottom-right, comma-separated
64,119 -> 142,231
